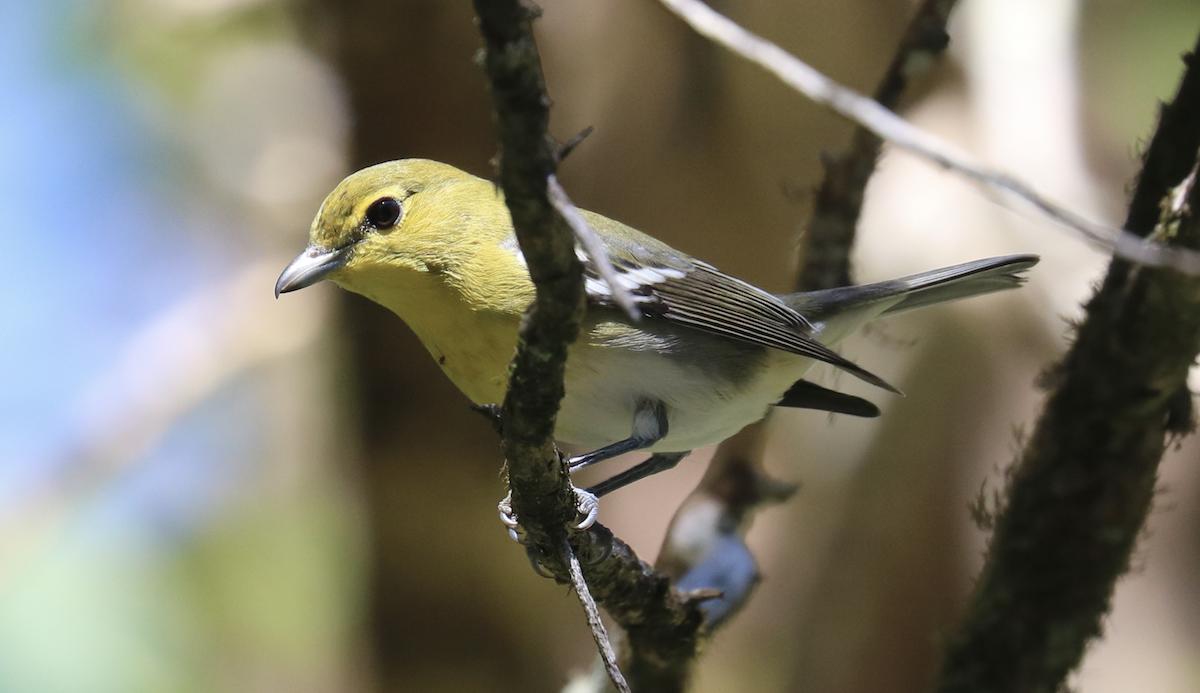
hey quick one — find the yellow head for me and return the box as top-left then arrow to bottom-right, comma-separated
276,159 -> 537,403
277,159 -> 534,314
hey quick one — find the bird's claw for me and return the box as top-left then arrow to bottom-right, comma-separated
498,491 -> 520,529
498,492 -> 524,543
573,486 -> 599,530
497,485 -> 599,540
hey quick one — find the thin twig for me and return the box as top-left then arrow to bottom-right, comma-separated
548,174 -> 642,320
564,537 -> 631,693
658,0 -> 1200,275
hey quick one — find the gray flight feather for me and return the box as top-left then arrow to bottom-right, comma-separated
578,213 -> 899,394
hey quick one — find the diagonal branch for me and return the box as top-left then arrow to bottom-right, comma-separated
658,0 -> 1200,276
934,35 -> 1200,693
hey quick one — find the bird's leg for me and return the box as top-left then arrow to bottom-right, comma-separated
567,398 -> 689,497
568,399 -> 669,471
499,399 -> 668,538
585,451 -> 690,497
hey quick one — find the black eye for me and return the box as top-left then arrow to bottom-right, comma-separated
365,197 -> 402,229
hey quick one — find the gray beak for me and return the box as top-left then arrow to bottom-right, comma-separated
275,245 -> 351,298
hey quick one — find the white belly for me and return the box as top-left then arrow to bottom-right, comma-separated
555,322 -> 819,452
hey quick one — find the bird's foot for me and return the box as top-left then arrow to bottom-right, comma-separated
497,484 -> 600,541
498,491 -> 522,543
573,486 -> 599,530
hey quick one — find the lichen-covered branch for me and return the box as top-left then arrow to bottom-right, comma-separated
933,37 -> 1200,693
473,0 -> 585,534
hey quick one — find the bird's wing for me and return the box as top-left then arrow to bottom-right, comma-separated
577,216 -> 897,393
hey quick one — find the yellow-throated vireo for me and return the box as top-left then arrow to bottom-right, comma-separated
277,159 -> 1037,506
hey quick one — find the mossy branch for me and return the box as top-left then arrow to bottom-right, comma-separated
472,2 -> 704,689
474,0 -> 586,544
933,36 -> 1200,693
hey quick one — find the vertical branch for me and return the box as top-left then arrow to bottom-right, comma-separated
474,4 -> 706,691
474,0 -> 586,537
934,38 -> 1200,693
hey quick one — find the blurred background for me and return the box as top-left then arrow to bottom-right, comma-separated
2,0 -> 1199,691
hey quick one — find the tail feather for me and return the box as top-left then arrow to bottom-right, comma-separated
879,254 -> 1039,316
782,254 -> 1039,321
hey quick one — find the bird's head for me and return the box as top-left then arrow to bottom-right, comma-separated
275,159 -> 519,306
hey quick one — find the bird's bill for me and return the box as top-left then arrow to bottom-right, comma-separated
275,245 -> 351,297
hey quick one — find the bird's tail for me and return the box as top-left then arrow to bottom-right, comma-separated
779,254 -> 1039,345
783,254 -> 1037,317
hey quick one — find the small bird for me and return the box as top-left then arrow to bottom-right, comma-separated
277,159 -> 1037,506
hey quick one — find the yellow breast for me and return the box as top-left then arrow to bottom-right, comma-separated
335,254 -> 527,406
419,304 -> 521,405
